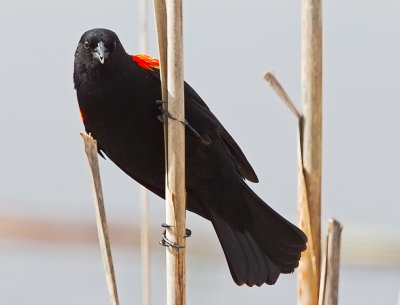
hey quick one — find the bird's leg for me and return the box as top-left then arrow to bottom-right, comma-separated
159,223 -> 191,249
155,100 -> 211,145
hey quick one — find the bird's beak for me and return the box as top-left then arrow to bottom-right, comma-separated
93,41 -> 108,64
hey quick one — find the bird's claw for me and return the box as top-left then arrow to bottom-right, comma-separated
156,101 -> 211,145
184,228 -> 192,238
158,106 -> 176,121
157,114 -> 164,123
159,233 -> 184,248
161,223 -> 191,237
159,223 -> 191,249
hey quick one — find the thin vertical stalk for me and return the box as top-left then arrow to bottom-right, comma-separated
81,133 -> 119,305
138,1 -> 151,304
165,1 -> 186,304
139,0 -> 148,53
140,186 -> 151,305
298,0 -> 323,305
154,0 -> 168,100
154,0 -> 186,304
318,219 -> 342,305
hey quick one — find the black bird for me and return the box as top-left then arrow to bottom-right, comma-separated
74,28 -> 307,286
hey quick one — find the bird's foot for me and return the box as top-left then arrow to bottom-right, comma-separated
155,100 -> 211,145
159,223 -> 191,249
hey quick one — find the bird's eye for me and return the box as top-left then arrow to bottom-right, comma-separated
84,41 -> 90,49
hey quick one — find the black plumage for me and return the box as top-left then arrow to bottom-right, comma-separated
74,28 -> 307,286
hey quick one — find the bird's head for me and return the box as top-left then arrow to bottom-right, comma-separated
75,28 -> 126,68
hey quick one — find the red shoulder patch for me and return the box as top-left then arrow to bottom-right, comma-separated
79,107 -> 84,122
132,54 -> 160,71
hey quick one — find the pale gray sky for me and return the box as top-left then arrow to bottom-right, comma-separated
1,0 -> 399,228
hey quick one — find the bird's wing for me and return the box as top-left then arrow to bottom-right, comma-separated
219,128 -> 259,183
134,54 -> 259,183
184,82 -> 259,183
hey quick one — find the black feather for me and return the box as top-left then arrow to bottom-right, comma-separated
74,28 -> 307,287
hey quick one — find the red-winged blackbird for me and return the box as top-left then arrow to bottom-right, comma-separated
74,28 -> 306,287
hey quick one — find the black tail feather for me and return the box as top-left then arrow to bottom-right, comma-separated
207,184 -> 307,286
210,210 -> 281,286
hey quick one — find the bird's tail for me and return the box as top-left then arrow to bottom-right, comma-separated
206,183 -> 307,286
